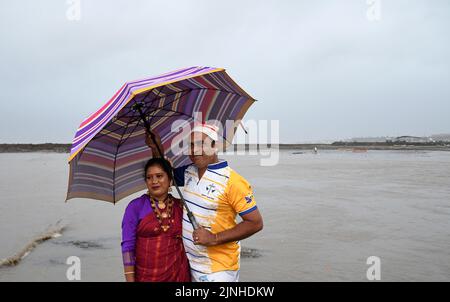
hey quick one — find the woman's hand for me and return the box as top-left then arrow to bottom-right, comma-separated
124,266 -> 135,282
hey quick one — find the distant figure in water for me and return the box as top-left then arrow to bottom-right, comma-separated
314,147 -> 318,154
121,158 -> 190,282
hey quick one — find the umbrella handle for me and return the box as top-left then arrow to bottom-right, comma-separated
133,102 -> 199,230
171,176 -> 199,230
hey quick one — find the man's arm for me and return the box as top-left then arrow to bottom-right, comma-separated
193,209 -> 263,246
145,131 -> 164,157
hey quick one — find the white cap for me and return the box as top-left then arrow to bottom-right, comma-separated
192,123 -> 219,141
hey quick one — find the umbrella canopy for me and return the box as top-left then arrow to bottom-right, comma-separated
66,66 -> 256,203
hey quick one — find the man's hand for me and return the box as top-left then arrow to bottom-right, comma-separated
194,209 -> 263,247
145,130 -> 161,148
192,227 -> 217,246
145,130 -> 163,157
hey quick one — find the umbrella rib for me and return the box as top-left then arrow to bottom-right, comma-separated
92,86 -> 246,147
103,86 -> 245,138
136,87 -> 248,123
101,87 -> 168,146
131,88 -> 193,130
95,92 -> 164,139
145,86 -> 165,126
92,115 -> 141,141
108,88 -> 160,125
115,102 -> 167,149
116,98 -> 171,150
112,114 -> 141,203
150,107 -> 193,120
146,88 -> 191,113
116,117 -> 144,149
147,87 -> 244,107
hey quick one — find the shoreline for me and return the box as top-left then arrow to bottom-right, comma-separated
1,143 -> 450,153
0,144 -> 70,153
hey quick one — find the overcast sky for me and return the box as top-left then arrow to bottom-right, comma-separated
0,0 -> 449,143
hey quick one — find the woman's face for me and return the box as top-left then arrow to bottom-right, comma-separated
145,164 -> 171,199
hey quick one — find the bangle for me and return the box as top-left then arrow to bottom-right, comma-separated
124,272 -> 135,275
215,232 -> 219,244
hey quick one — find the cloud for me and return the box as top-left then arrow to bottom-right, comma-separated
0,0 -> 449,143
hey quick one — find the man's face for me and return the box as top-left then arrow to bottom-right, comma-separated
189,132 -> 217,169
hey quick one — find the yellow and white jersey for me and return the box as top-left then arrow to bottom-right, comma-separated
174,160 -> 257,274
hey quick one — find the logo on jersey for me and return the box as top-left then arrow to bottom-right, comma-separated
206,183 -> 216,196
185,176 -> 193,186
245,193 -> 254,203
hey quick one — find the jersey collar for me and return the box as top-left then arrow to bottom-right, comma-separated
207,160 -> 228,170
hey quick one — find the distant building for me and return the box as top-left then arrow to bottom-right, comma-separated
394,136 -> 434,143
431,134 -> 450,142
347,137 -> 392,143
341,135 -> 436,144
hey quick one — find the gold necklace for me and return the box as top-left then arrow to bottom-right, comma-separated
148,194 -> 174,232
157,199 -> 166,210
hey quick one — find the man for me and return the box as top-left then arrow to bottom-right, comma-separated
146,124 -> 263,282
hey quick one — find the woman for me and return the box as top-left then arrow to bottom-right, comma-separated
121,158 -> 190,282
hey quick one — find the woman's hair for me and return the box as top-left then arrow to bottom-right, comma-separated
144,158 -> 173,181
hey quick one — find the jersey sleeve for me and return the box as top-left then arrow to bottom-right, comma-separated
226,171 -> 258,216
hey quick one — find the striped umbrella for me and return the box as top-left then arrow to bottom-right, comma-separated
66,66 -> 256,204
